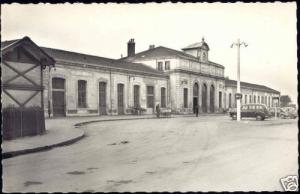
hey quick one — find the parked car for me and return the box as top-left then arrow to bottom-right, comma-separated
268,107 -> 283,117
229,104 -> 270,121
281,107 -> 298,119
268,107 -> 297,119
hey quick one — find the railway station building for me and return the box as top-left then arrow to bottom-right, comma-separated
1,37 -> 281,117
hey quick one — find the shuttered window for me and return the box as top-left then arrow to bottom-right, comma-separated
157,62 -> 163,71
147,86 -> 154,108
78,80 -> 87,108
165,61 -> 170,70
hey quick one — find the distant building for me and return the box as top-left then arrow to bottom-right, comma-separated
1,37 -> 281,117
224,79 -> 280,109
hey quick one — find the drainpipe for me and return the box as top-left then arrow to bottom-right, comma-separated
48,66 -> 51,118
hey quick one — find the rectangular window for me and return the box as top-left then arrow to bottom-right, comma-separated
256,105 -> 263,110
133,85 -> 140,107
184,88 -> 188,108
249,95 -> 252,103
242,105 -> 248,110
165,61 -> 170,70
161,87 -> 166,108
249,105 -> 255,110
157,62 -> 163,71
78,80 -> 87,108
147,86 -> 154,108
254,96 -> 256,103
261,96 -> 264,104
245,95 -> 247,104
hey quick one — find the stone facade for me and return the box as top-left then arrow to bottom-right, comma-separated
224,79 -> 280,109
42,53 -> 168,117
2,37 -> 280,117
123,39 -> 226,114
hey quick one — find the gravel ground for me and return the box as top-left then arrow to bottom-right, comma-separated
2,116 -> 298,192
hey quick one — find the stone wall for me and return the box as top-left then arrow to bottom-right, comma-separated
44,63 -> 168,117
224,85 -> 280,109
169,72 -> 225,114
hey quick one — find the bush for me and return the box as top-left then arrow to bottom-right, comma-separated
2,106 -> 45,140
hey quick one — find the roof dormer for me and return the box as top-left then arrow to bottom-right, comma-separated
182,37 -> 209,62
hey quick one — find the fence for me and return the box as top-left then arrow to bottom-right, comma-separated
2,107 -> 45,140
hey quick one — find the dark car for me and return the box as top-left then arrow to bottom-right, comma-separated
229,104 -> 270,121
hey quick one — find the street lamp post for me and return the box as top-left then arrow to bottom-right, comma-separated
231,39 -> 248,121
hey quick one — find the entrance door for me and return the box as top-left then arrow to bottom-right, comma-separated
202,84 -> 207,113
117,84 -> 124,115
193,83 -> 199,113
210,85 -> 215,112
133,85 -> 140,107
99,82 -> 107,115
52,78 -> 66,117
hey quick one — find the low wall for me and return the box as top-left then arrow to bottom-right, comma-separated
3,107 -> 45,140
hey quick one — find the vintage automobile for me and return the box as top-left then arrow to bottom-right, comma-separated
229,104 -> 271,121
269,107 -> 283,117
268,107 -> 297,119
280,107 -> 298,119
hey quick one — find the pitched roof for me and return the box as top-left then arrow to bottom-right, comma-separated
1,37 -> 55,66
182,41 -> 210,51
41,47 -> 166,77
1,39 -> 21,49
225,79 -> 280,94
123,46 -> 195,60
122,46 -> 224,68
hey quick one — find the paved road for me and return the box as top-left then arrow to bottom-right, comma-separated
3,116 -> 298,192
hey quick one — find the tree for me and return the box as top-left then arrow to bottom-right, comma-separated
280,95 -> 292,107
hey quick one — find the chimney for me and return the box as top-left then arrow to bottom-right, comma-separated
149,44 -> 155,49
127,38 -> 135,57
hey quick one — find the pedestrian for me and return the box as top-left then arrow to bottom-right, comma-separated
195,105 -> 199,117
156,104 -> 160,118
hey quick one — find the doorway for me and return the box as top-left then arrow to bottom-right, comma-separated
117,83 -> 124,115
202,83 -> 207,113
52,78 -> 66,117
210,85 -> 215,112
99,82 -> 107,115
193,83 -> 199,113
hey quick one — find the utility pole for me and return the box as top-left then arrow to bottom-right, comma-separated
231,39 -> 248,121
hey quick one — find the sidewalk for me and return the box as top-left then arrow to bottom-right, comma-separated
2,113 -> 226,159
2,114 -> 158,159
2,124 -> 84,159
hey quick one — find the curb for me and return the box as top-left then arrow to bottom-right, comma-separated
2,131 -> 85,159
73,113 -> 227,127
74,116 -> 172,126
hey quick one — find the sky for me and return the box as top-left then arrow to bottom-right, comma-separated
1,3 -> 297,103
